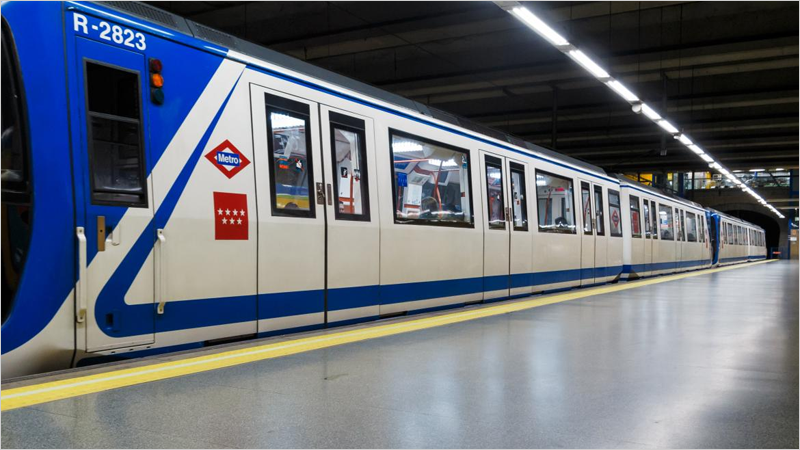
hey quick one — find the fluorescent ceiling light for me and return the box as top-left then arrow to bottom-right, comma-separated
687,144 -> 704,155
700,154 -> 714,163
749,168 -> 765,172
774,168 -> 785,171
656,120 -> 679,134
270,113 -> 305,130
511,7 -> 569,47
392,141 -> 423,153
733,170 -> 743,173
677,134 -> 693,146
568,50 -> 609,79
606,80 -> 639,102
640,104 -> 661,121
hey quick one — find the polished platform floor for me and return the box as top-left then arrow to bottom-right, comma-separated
2,261 -> 797,448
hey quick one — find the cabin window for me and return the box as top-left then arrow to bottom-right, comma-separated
1,21 -> 31,324
85,62 -> 147,206
484,155 -> 505,229
594,185 -> 605,236
659,204 -> 674,240
329,112 -> 369,221
265,94 -> 315,218
509,162 -> 528,231
629,195 -> 641,238
389,130 -> 473,227
535,170 -> 576,234
608,189 -> 622,237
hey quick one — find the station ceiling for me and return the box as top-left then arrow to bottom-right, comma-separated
150,1 -> 799,174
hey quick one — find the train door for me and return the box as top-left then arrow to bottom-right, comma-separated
250,85 -> 326,332
578,180 -> 595,285
642,199 -> 653,273
593,185 -> 608,279
480,152 -> 510,300
74,39 -> 155,351
508,160 -> 532,296
319,106 -> 380,323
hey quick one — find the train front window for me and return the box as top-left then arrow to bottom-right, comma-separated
329,112 -> 369,221
389,130 -> 473,226
265,94 -> 314,218
85,62 -> 147,206
2,21 -> 32,324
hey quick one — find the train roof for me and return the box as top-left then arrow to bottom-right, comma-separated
97,1 -> 611,181
706,208 -> 764,230
613,174 -> 707,212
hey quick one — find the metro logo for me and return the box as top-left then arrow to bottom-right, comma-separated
205,140 -> 250,179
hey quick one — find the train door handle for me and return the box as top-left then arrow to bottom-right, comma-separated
110,223 -> 121,246
316,182 -> 326,205
156,229 -> 167,315
326,183 -> 333,206
97,216 -> 106,252
76,227 -> 87,323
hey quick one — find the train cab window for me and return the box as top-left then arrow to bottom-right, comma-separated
659,204 -> 674,240
580,182 -> 592,235
629,195 -> 642,238
2,22 -> 31,324
484,155 -> 505,229
329,112 -> 369,221
643,200 -> 651,238
266,94 -> 315,217
593,185 -> 605,236
608,189 -> 622,237
509,162 -> 528,231
389,130 -> 473,226
85,62 -> 147,206
536,170 -> 576,234
686,212 -> 698,242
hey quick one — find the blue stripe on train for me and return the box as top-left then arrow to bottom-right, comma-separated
623,259 -> 711,274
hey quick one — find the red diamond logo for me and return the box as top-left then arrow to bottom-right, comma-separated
205,140 -> 250,179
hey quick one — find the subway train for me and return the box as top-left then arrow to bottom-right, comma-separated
0,1 -> 767,378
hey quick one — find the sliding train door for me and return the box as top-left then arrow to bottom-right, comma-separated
251,85 -> 326,332
578,181 -> 596,285
319,105 -> 380,323
74,38 -> 155,352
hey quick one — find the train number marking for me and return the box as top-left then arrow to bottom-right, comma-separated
73,13 -> 146,51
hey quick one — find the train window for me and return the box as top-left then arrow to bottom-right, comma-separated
581,182 -> 592,234
686,212 -> 698,242
629,195 -> 642,238
650,200 -> 658,240
484,155 -> 505,229
536,170 -> 576,234
643,200 -> 651,238
389,130 -> 473,227
678,210 -> 686,241
659,204 -> 674,240
727,223 -> 733,245
85,62 -> 147,207
698,216 -> 704,242
329,112 -> 369,221
266,94 -> 315,218
608,189 -> 622,237
594,185 -> 605,236
509,162 -> 528,231
2,21 -> 32,324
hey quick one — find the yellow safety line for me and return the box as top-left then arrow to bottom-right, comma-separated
0,259 -> 776,411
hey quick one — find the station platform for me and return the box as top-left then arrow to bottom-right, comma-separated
2,261 -> 797,448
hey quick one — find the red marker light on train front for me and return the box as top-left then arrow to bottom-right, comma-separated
149,58 -> 164,105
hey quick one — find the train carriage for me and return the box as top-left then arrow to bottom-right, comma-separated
0,1 -> 768,379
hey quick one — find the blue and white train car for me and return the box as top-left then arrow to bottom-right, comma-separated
1,1 -> 630,378
0,1 -> 769,379
706,209 -> 766,266
617,176 -> 713,279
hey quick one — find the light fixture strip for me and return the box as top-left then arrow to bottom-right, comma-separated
500,3 -> 783,218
